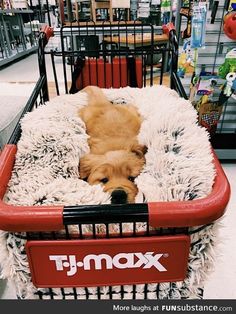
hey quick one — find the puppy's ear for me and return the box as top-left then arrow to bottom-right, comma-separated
79,154 -> 97,180
131,144 -> 148,158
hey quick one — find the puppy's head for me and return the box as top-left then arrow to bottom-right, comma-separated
79,145 -> 147,204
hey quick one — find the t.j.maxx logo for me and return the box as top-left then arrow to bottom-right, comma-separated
49,252 -> 168,276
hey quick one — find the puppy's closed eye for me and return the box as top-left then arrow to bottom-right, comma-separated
128,176 -> 136,182
100,178 -> 109,184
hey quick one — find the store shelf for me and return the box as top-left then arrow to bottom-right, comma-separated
0,9 -> 39,67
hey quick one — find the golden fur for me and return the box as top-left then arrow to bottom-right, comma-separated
79,86 -> 146,203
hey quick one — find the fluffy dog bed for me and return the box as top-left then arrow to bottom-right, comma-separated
0,85 -> 219,299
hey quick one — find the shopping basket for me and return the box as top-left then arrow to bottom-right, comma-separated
0,22 -> 230,299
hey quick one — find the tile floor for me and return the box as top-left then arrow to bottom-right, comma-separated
0,53 -> 235,299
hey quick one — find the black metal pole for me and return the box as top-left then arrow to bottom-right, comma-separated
38,32 -> 49,101
45,0 -> 52,26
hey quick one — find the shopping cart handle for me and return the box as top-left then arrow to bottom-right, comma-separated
0,145 -> 231,232
162,23 -> 178,74
162,22 -> 176,35
40,24 -> 54,43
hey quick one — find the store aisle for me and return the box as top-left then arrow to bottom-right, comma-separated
204,164 -> 236,299
0,51 -> 69,85
0,53 -> 39,83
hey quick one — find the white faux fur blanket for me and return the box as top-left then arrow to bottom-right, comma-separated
0,85 -> 218,299
4,85 -> 215,205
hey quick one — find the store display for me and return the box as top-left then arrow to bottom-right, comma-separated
228,0 -> 236,10
160,0 -> 171,24
180,1 -> 192,39
190,45 -> 236,136
137,0 -> 151,18
223,72 -> 236,96
190,2 -> 207,48
192,74 -> 223,135
223,10 -> 236,40
177,39 -> 194,77
219,48 -> 236,99
0,9 -> 39,67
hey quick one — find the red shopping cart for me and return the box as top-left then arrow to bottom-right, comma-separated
0,22 -> 230,299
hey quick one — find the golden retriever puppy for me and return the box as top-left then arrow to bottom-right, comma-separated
79,86 -> 146,204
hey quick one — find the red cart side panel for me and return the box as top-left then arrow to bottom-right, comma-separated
0,145 -> 64,232
135,58 -> 143,88
76,58 -> 143,90
0,144 -> 16,199
26,235 -> 190,288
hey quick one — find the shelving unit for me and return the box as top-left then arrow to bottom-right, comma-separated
177,0 -> 236,160
58,0 -> 162,25
0,9 -> 39,67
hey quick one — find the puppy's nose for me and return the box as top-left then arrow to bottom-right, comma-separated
111,189 -> 128,204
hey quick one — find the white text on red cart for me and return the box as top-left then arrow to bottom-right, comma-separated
49,252 -> 168,276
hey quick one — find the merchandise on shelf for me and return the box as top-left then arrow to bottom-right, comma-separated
190,2 -> 207,49
177,39 -> 194,78
160,0 -> 171,24
192,74 -> 222,135
223,10 -> 236,40
219,48 -> 236,100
